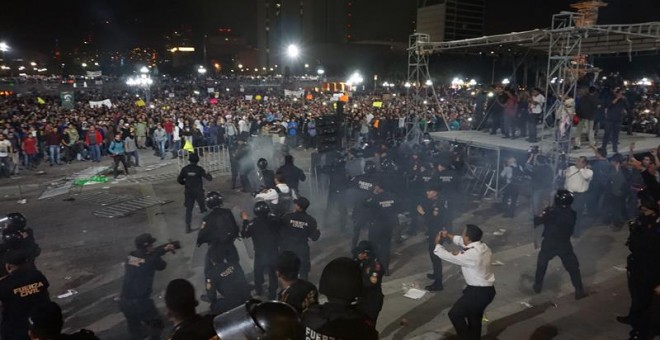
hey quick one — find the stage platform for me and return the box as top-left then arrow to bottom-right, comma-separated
430,130 -> 660,159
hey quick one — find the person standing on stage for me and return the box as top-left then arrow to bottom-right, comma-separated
434,225 -> 495,340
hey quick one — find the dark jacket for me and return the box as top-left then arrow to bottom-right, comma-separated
177,164 -> 212,192
534,206 -> 576,243
120,249 -> 166,300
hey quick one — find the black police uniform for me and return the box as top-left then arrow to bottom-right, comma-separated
433,167 -> 459,223
241,215 -> 282,299
405,157 -> 426,235
625,214 -> 660,337
229,144 -> 240,189
277,163 -> 307,194
349,174 -> 376,248
355,257 -> 384,324
420,196 -> 449,289
205,261 -> 251,314
0,228 -> 41,277
177,162 -> 212,230
302,303 -> 379,340
533,206 -> 585,295
258,168 -> 276,189
321,162 -> 349,232
119,248 -> 167,340
278,279 -> 319,314
0,267 -> 50,340
280,212 -> 320,280
169,314 -> 216,340
197,207 -> 240,271
364,190 -> 399,275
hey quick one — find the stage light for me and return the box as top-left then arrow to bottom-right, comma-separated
468,79 -> 477,86
404,82 -> 411,88
317,68 -> 325,75
0,42 -> 9,52
502,78 -> 510,85
487,92 -> 494,97
140,66 -> 149,74
346,72 -> 363,86
81,63 -> 88,68
425,79 -> 433,86
238,64 -> 243,69
30,62 -> 36,66
197,66 -> 207,75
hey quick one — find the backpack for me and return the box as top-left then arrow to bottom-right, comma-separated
271,186 -> 293,217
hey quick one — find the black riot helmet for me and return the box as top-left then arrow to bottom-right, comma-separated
213,299 -> 303,339
319,257 -> 363,303
554,189 -> 574,207
257,158 -> 269,170
381,159 -> 398,172
2,231 -> 24,249
253,201 -> 271,217
638,190 -> 659,213
206,191 -> 224,209
364,161 -> 377,174
2,213 -> 27,232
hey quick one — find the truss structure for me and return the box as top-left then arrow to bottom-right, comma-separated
407,33 -> 450,131
410,11 -> 660,173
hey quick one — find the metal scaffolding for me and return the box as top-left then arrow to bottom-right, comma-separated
407,33 -> 450,131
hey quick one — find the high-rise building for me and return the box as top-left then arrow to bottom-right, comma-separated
417,0 -> 485,42
257,0 -> 313,68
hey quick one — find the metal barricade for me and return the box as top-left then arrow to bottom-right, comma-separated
177,145 -> 231,173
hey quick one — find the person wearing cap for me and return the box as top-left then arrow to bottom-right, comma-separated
119,233 -> 177,340
164,279 -> 216,340
434,225 -> 495,340
276,154 -> 306,195
280,197 -> 320,280
0,249 -> 51,340
353,241 -> 384,325
417,184 -> 448,291
177,152 -> 213,232
533,190 -> 586,300
364,179 -> 400,276
617,190 -> 660,339
28,301 -> 99,340
0,213 -> 41,277
301,257 -> 378,339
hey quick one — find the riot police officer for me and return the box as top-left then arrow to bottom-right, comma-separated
353,241 -> 384,325
280,197 -> 320,280
321,156 -> 349,232
301,257 -> 378,339
177,153 -> 213,233
417,184 -> 447,291
204,258 -> 251,314
617,190 -> 660,340
364,180 -> 399,276
276,251 -> 319,314
254,157 -> 276,190
433,159 -> 460,223
0,250 -> 51,340
119,233 -> 177,340
240,201 -> 282,299
0,212 -> 40,277
533,190 -> 586,300
197,192 -> 241,271
349,161 -> 377,248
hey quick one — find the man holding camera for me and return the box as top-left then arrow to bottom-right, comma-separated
602,88 -> 628,153
119,233 -> 178,340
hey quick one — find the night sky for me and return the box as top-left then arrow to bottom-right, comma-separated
1,0 -> 660,56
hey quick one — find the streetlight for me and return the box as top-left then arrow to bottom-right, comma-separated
317,68 -> 325,75
238,63 -> 243,69
404,82 -> 411,88
198,66 -> 207,75
81,63 -> 88,68
502,78 -> 510,85
140,66 -> 149,74
30,62 -> 37,67
286,44 -> 300,59
126,74 -> 154,102
0,42 -> 8,52
425,79 -> 433,86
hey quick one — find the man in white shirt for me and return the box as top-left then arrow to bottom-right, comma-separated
0,134 -> 12,178
563,156 -> 593,235
528,88 -> 545,143
434,224 -> 495,339
255,174 -> 296,216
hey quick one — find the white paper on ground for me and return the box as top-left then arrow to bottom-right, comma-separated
405,288 -> 427,300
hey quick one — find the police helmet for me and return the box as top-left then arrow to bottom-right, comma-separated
319,257 -> 363,302
353,240 -> 375,257
3,213 -> 26,232
253,201 -> 271,217
554,189 -> 574,207
213,299 -> 303,339
364,161 -> 377,174
257,158 -> 269,170
638,190 -> 659,212
381,159 -> 398,172
206,191 -> 223,209
2,231 -> 24,248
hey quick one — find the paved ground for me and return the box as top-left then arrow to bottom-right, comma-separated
0,148 -> 637,339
